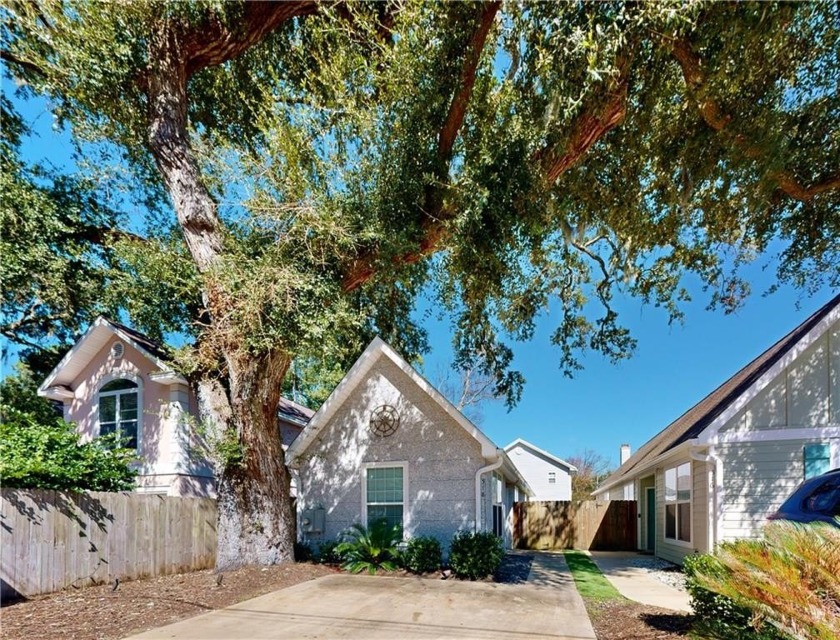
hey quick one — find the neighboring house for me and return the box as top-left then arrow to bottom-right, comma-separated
504,438 -> 577,501
287,337 -> 533,550
37,317 -> 312,497
593,294 -> 840,565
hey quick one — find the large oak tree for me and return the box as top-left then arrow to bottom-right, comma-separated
2,1 -> 837,568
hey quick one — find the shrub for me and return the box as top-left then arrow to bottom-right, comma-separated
317,539 -> 344,565
404,536 -> 442,574
689,522 -> 840,640
335,520 -> 402,574
448,531 -> 503,580
684,553 -> 783,640
294,542 -> 313,562
0,405 -> 137,492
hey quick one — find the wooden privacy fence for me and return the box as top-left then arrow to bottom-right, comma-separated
1,489 -> 217,599
513,500 -> 637,551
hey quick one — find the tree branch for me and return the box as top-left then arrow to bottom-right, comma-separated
0,49 -> 45,78
1,330 -> 50,353
536,55 -> 631,184
77,225 -> 147,247
184,2 -> 319,76
672,37 -> 839,202
342,35 -> 631,292
437,1 -> 501,164
341,2 -> 500,292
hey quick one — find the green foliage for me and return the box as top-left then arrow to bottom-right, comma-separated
563,550 -> 624,602
4,1 -> 838,407
3,2 -> 840,402
0,97 -> 121,372
0,364 -> 63,427
690,522 -> 840,640
684,553 -> 785,640
404,536 -> 443,574
335,520 -> 403,575
0,405 -> 136,492
317,539 -> 344,565
448,531 -> 504,580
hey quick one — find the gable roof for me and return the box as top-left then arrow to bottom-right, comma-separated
286,337 -> 533,493
38,319 -> 314,425
595,293 -> 840,494
38,317 -> 179,397
504,438 -> 578,473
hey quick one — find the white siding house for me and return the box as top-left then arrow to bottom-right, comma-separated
593,294 -> 840,564
504,439 -> 576,501
287,338 -> 532,551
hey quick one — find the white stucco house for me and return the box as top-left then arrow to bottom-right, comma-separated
593,293 -> 840,565
37,317 -> 311,497
504,438 -> 576,501
287,337 -> 533,550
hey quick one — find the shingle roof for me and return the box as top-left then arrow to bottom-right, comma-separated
596,293 -> 840,492
105,318 -> 172,362
278,397 -> 315,425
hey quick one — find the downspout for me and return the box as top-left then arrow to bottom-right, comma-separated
475,449 -> 504,533
689,445 -> 723,552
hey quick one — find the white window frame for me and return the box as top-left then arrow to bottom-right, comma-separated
361,461 -> 409,535
491,472 -> 504,537
96,372 -> 143,452
664,462 -> 692,547
548,471 -> 556,484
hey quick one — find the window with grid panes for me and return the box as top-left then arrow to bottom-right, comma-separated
366,466 -> 404,532
98,379 -> 139,449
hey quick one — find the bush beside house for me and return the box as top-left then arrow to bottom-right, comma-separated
686,521 -> 840,640
448,531 -> 504,580
404,536 -> 443,574
684,554 -> 787,640
0,404 -> 136,492
310,526 -> 502,580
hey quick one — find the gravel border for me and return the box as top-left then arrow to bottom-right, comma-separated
626,556 -> 687,592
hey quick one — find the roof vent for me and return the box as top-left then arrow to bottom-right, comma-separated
111,342 -> 125,359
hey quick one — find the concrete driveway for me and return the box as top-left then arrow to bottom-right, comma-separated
125,553 -> 594,640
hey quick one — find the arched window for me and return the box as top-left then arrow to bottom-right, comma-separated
99,379 -> 139,449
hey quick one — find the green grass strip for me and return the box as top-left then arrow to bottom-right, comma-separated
563,550 -> 625,602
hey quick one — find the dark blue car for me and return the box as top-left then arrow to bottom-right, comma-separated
768,468 -> 840,526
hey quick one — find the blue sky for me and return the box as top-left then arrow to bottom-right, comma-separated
416,280 -> 834,467
6,87 -> 835,469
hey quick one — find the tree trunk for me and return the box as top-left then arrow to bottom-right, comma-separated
215,352 -> 295,569
145,18 -> 296,569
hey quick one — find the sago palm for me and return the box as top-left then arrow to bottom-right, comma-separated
695,520 -> 840,640
335,520 -> 403,575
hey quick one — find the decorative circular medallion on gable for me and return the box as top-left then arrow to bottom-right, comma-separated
369,405 -> 400,437
111,342 -> 125,359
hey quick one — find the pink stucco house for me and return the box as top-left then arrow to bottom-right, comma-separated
37,317 -> 312,497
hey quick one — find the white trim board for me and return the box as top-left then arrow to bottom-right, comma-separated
504,438 -> 578,472
705,426 -> 840,445
38,316 -> 177,394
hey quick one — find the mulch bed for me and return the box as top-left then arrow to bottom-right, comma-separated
586,599 -> 695,640
1,562 -> 337,640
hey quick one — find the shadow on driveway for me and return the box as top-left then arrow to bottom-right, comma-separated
126,567 -> 595,640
